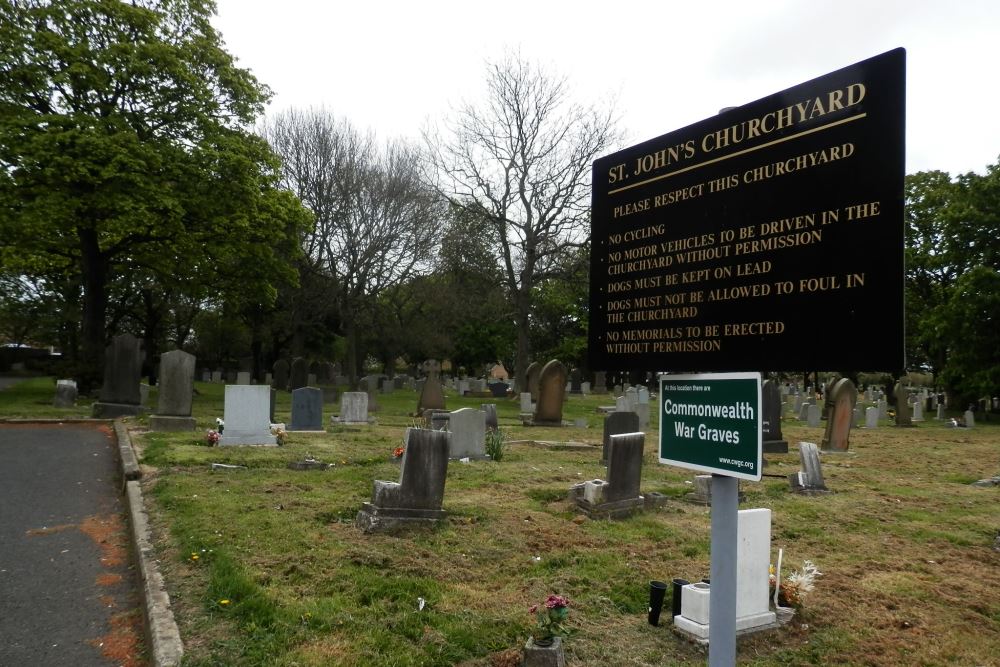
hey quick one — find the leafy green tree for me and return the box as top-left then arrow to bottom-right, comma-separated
0,0 -> 306,388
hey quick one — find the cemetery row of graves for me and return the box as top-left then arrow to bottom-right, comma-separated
4,340 -> 999,666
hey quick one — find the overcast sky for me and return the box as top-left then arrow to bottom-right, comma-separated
213,0 -> 999,176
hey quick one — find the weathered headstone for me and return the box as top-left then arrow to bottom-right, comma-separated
893,381 -> 912,426
602,411 -> 640,464
449,407 -> 487,459
789,442 -> 828,493
53,379 -> 78,408
336,392 -> 369,424
92,333 -> 143,417
417,359 -> 446,414
525,361 -> 542,401
290,387 -> 324,431
355,428 -> 450,533
482,404 -> 498,432
573,432 -> 648,519
761,379 -> 788,453
821,378 -> 857,452
289,357 -> 308,392
219,385 -> 276,446
150,350 -> 197,431
531,360 -> 568,425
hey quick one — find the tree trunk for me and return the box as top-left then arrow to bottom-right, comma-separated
78,227 -> 108,393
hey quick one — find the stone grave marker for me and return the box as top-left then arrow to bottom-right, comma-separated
219,385 -> 276,446
821,378 -> 857,452
525,361 -> 542,401
602,411 -> 640,464
482,404 -> 498,432
92,333 -> 143,417
448,407 -> 487,459
572,432 -> 649,519
355,428 -> 450,533
417,359 -> 445,414
53,379 -> 78,408
290,387 -> 324,431
336,392 -> 369,424
272,359 -> 289,390
531,360 -> 567,425
762,379 -> 788,453
789,442 -> 828,493
150,350 -> 196,431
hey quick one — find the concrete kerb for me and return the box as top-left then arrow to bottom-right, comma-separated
113,420 -> 184,667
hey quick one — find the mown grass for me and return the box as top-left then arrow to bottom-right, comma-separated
4,376 -> 1000,665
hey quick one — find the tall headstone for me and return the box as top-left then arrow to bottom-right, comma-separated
602,411 -> 640,464
525,361 -> 542,401
92,333 -> 143,417
150,350 -> 197,431
272,360 -> 289,390
355,428 -> 450,533
821,378 -> 857,452
481,404 -> 499,432
417,359 -> 445,414
336,392 -> 369,424
448,407 -> 487,459
290,387 -> 324,431
289,357 -> 308,392
219,385 -> 276,446
532,360 -> 568,425
761,379 -> 788,453
893,381 -> 912,426
53,379 -> 78,408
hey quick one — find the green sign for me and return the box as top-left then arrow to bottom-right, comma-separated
659,372 -> 762,481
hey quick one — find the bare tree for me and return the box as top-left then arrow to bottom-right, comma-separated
424,54 -> 620,383
264,109 -> 442,383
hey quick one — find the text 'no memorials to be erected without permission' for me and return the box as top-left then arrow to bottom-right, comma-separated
588,48 -> 905,373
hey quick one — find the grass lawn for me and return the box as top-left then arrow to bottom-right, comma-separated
4,377 -> 999,665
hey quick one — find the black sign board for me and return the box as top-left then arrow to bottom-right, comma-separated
589,49 -> 905,372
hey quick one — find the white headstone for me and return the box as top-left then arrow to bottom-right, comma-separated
449,407 -> 486,459
220,385 -> 276,446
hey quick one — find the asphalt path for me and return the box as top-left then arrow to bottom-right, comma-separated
0,423 -> 144,666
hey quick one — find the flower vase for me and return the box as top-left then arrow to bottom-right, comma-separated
523,636 -> 565,667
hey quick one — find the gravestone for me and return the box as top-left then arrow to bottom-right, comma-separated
532,360 -> 568,425
219,385 -> 276,446
569,368 -> 582,394
272,359 -> 289,390
675,508 -> 776,638
789,442 -> 828,493
236,371 -> 251,385
290,387 -> 324,431
448,407 -> 487,459
53,379 -> 78,408
806,404 -> 821,428
821,378 -> 857,452
336,392 -> 369,424
525,361 -> 542,401
573,432 -> 648,519
761,379 -> 788,453
865,406 -> 879,429
289,357 -> 308,392
92,333 -> 143,418
417,359 -> 445,414
594,371 -> 607,393
602,411 -> 640,464
519,392 -> 533,413
482,404 -> 498,432
150,350 -> 197,431
355,428 -> 450,533
893,381 -> 912,426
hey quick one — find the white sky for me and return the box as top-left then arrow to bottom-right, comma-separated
213,0 -> 1000,176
